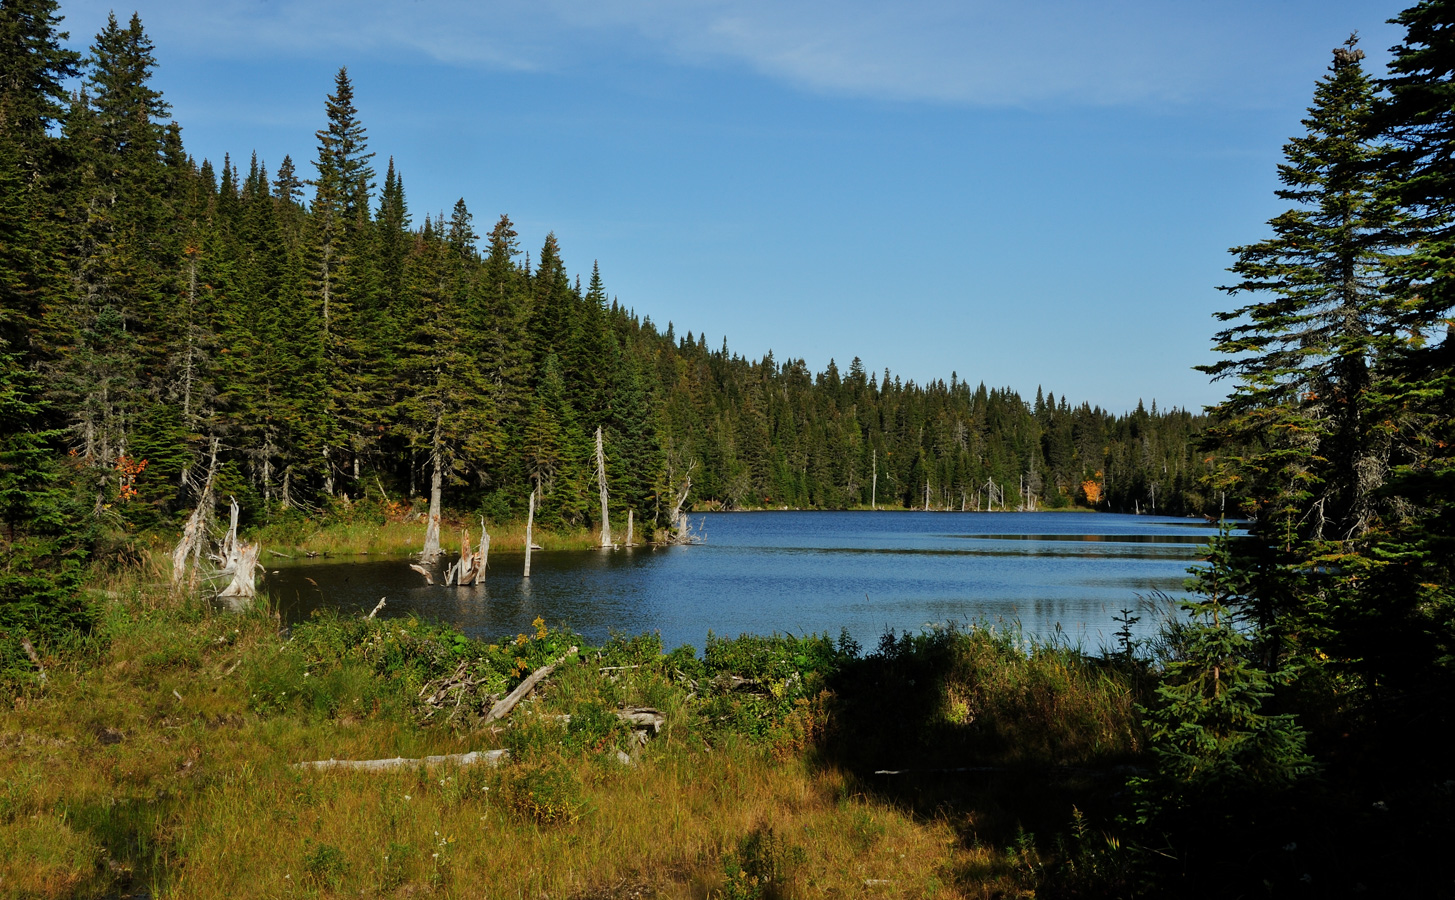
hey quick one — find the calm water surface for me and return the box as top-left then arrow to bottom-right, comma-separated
265,511 -> 1223,651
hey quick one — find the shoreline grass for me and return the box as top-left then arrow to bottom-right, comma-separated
240,505 -> 1112,561
1,571 -> 1147,899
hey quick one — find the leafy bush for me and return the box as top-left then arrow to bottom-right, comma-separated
720,825 -> 804,900
498,761 -> 585,824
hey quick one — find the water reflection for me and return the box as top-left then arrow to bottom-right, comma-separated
266,511 -> 1223,652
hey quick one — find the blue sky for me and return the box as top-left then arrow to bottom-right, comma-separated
60,0 -> 1408,413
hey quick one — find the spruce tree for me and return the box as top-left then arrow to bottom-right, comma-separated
306,67 -> 376,494
1202,37 -> 1401,546
1354,0 -> 1455,715
1196,39 -> 1407,666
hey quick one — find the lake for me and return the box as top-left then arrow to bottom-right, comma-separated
263,511 -> 1223,653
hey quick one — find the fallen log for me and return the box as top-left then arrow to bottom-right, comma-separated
294,749 -> 510,772
547,707 -> 664,735
366,597 -> 386,619
618,706 -> 664,735
408,563 -> 434,585
483,647 -> 578,724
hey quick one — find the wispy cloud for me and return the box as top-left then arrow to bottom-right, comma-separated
62,0 -> 1400,107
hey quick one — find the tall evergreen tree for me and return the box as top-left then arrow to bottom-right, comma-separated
1202,37 -> 1402,548
306,67 -> 376,494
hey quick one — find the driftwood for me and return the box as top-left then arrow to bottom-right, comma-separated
294,749 -> 510,772
483,648 -> 578,724
418,660 -> 501,722
871,764 -> 1147,778
366,597 -> 387,619
618,706 -> 665,735
408,563 -> 434,585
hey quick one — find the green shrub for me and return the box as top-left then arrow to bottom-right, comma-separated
303,840 -> 348,888
721,824 -> 804,900
498,761 -> 585,824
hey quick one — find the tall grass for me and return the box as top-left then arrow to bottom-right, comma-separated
249,514 -> 637,558
2,580 -> 1146,898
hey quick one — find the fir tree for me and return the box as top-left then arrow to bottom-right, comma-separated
1202,37 -> 1402,547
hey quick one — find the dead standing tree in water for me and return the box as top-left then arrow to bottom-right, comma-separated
524,488 -> 536,577
665,461 -> 701,545
420,414 -> 446,564
595,426 -> 613,549
443,518 -> 490,586
215,498 -> 263,605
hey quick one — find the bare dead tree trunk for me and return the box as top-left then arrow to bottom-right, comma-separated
595,426 -> 612,548
217,542 -> 262,606
172,438 -> 221,589
524,489 -> 535,578
421,416 -> 444,563
445,527 -> 472,586
666,463 -> 697,544
475,516 -> 489,585
626,509 -> 634,546
216,497 -> 262,606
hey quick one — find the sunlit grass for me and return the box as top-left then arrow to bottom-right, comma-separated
2,575 -> 1140,898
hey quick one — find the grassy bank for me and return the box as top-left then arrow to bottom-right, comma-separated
240,504 -> 1103,561
246,513 -> 619,558
2,574 -> 1145,899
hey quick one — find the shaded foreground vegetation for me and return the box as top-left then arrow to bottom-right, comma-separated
8,567 -> 1450,899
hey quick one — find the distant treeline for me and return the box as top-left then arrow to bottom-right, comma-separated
1,5 -> 1216,543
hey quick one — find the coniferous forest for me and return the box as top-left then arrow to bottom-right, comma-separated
1,5 -> 1211,554
4,0 -> 1455,897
